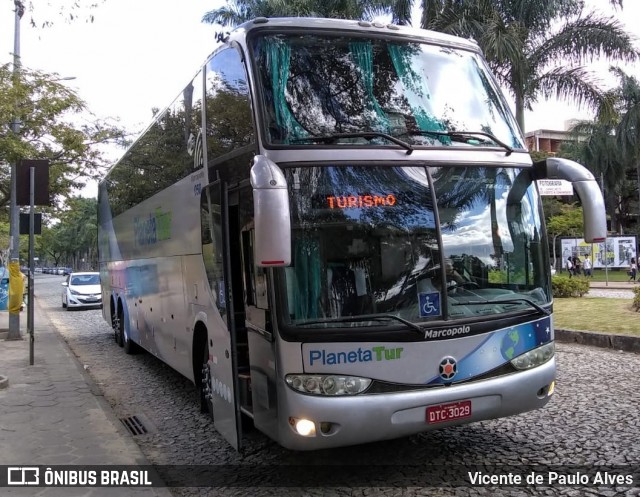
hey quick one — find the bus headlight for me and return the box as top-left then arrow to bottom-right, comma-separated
510,342 -> 555,370
285,374 -> 371,396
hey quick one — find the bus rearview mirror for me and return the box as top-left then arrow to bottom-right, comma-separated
250,155 -> 291,267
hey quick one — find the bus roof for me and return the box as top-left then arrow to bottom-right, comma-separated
225,17 -> 480,53
101,17 -> 482,182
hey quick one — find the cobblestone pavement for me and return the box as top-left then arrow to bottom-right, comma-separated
33,275 -> 640,496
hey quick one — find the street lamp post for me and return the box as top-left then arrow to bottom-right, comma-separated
7,0 -> 25,340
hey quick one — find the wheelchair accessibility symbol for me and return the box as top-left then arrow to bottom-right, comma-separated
418,292 -> 441,317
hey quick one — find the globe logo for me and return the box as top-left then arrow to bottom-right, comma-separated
439,357 -> 457,380
501,329 -> 525,360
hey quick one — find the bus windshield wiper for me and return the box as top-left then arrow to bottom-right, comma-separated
407,130 -> 514,156
298,313 -> 424,335
453,298 -> 550,316
291,132 -> 414,155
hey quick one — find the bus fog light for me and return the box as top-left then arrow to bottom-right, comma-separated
511,342 -> 555,370
320,422 -> 333,434
289,417 -> 316,437
286,374 -> 372,396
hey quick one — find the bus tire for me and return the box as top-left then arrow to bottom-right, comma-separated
199,339 -> 214,420
115,308 -> 124,347
121,312 -> 138,355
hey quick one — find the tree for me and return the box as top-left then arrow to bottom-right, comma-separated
37,225 -> 64,268
559,69 -> 640,234
57,197 -> 99,269
403,0 -> 639,132
202,0 -> 391,27
0,64 -> 126,213
546,203 -> 584,267
614,69 -> 640,229
35,197 -> 98,269
20,0 -> 104,28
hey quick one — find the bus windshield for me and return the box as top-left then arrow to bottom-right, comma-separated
279,165 -> 550,329
251,32 -> 523,150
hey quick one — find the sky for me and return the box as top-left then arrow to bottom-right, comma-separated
1,0 -> 222,135
2,0 -> 640,189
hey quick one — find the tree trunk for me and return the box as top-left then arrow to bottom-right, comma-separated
515,91 -> 525,134
636,158 -> 640,225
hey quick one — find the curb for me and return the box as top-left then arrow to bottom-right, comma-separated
556,329 -> 640,354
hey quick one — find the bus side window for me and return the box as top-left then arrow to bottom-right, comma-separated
205,47 -> 256,184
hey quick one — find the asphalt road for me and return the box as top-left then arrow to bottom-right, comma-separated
33,274 -> 640,496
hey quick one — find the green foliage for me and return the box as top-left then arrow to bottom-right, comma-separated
546,203 -> 584,238
551,69 -> 640,233
542,197 -> 571,219
633,286 -> 640,312
416,0 -> 639,132
0,64 -> 126,212
488,268 -> 530,284
488,269 -> 507,284
552,275 -> 590,298
529,150 -> 552,163
202,0 -> 388,26
37,197 -> 98,269
22,0 -> 104,28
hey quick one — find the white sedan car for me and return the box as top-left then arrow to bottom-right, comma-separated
62,272 -> 102,310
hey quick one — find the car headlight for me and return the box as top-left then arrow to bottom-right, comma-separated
69,288 -> 81,295
285,374 -> 371,396
510,342 -> 555,370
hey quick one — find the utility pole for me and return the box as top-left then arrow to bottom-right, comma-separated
7,0 -> 25,340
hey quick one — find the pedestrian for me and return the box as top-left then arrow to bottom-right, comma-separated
630,257 -> 637,282
566,257 -> 573,278
572,255 -> 582,276
583,255 -> 592,278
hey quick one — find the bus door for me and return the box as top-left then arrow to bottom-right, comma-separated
232,183 -> 279,439
201,181 -> 242,450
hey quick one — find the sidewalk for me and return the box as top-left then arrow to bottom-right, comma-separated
0,303 -> 171,496
588,280 -> 639,290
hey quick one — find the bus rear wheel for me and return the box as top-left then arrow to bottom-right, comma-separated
120,311 -> 137,355
112,312 -> 122,347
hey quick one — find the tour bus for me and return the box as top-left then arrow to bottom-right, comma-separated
97,17 -> 606,451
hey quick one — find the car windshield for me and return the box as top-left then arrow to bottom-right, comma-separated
71,274 -> 100,285
251,32 -> 523,150
277,165 -> 550,330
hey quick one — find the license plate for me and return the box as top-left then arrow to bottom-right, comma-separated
426,400 -> 472,424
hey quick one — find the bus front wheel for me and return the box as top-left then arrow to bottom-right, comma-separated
200,340 -> 214,420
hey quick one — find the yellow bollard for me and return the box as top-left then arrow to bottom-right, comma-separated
8,261 -> 25,315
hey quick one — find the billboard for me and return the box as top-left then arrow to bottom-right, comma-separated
537,179 -> 574,196
560,235 -> 637,269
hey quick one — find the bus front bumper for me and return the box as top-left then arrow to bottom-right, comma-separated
276,357 -> 556,450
